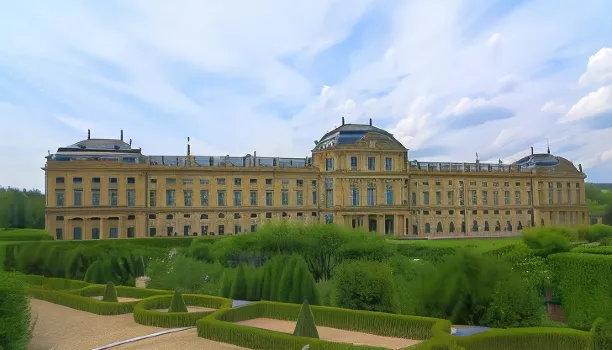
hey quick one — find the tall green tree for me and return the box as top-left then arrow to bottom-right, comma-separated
0,187 -> 45,229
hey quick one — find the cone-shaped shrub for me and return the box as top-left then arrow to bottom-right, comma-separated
169,290 -> 188,313
102,281 -> 118,302
298,264 -> 320,305
260,263 -> 272,300
269,255 -> 288,301
293,300 -> 319,339
217,269 -> 234,298
229,264 -> 249,300
278,255 -> 299,302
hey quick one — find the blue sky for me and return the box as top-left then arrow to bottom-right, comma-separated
1,0 -> 612,191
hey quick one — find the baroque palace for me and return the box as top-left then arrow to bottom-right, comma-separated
44,119 -> 589,240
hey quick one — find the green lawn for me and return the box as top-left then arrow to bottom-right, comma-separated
387,236 -> 522,253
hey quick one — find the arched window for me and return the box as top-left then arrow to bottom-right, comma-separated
234,213 -> 241,219
166,214 -> 173,220
449,222 -> 455,233
218,213 -> 225,219
282,212 -> 288,217
541,218 -> 545,226
495,221 -> 501,231
506,220 -> 513,231
250,213 -> 257,218
517,221 -> 523,230
266,212 -> 272,219
472,220 -> 479,232
148,214 -> 156,220
436,222 -> 443,233
484,221 -> 490,231
461,221 -> 466,233
200,214 -> 208,220
425,223 -> 431,233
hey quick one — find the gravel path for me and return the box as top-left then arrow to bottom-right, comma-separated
28,299 -> 248,350
235,318 -> 422,349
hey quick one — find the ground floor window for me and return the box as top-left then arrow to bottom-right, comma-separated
127,227 -> 135,238
73,227 -> 82,240
92,227 -> 100,239
218,225 -> 225,235
56,228 -> 63,240
149,227 -> 157,237
109,227 -> 118,238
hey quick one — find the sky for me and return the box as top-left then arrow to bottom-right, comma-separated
1,0 -> 612,191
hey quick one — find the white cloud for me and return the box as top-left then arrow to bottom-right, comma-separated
578,47 -> 612,87
541,101 -> 567,114
1,0 -> 612,188
561,85 -> 612,123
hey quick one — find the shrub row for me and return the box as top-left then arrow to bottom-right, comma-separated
133,294 -> 232,327
28,288 -> 139,315
197,300 -> 449,349
571,246 -> 612,255
0,229 -> 53,242
23,274 -> 91,290
549,253 -> 612,330
394,244 -> 457,263
451,327 -> 591,350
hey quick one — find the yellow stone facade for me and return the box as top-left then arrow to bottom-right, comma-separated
43,122 -> 589,240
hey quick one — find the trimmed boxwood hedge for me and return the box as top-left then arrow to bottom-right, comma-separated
133,294 -> 232,327
571,246 -> 612,255
197,301 -> 450,349
451,327 -> 592,350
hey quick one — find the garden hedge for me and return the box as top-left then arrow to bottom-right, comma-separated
133,293 -> 232,327
549,253 -> 612,330
571,246 -> 612,255
197,300 -> 450,349
0,229 -> 53,242
394,244 -> 457,263
451,327 -> 591,350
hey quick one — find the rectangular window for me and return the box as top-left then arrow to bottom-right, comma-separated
385,157 -> 393,171
548,183 -> 554,204
199,178 -> 210,185
73,227 -> 82,240
367,157 -> 376,171
296,190 -> 303,206
183,225 -> 191,236
217,178 -> 226,186
567,183 -> 572,204
127,189 -> 136,206
312,190 -> 317,205
325,157 -> 334,171
250,224 -> 257,233
470,190 -> 477,205
109,189 -> 118,206
56,228 -> 63,240
423,191 -> 430,205
56,177 -> 64,184
91,189 -> 100,206
166,178 -> 176,185
515,191 -> 521,205
350,186 -> 359,206
527,190 -> 532,205
233,190 -> 242,206
218,225 -> 225,235
411,192 -> 417,205
435,191 -> 441,205
386,184 -> 393,205
367,188 -> 376,206
165,190 -> 175,206
493,191 -> 499,205
73,190 -> 83,206
200,190 -> 208,206
447,191 -> 453,205
266,191 -> 273,206
217,190 -> 226,206
234,224 -> 242,234
92,177 -> 100,184
459,189 -> 464,206
350,156 -> 358,171
296,179 -> 303,187
250,190 -> 258,206
182,178 -> 193,185
201,225 -> 208,235
265,178 -> 273,185
281,189 -> 289,206
149,190 -> 157,207
73,177 -> 83,184
127,227 -> 135,238
127,177 -> 136,184
250,178 -> 257,185
504,191 -> 510,205
576,189 -> 581,204
482,190 -> 488,205
183,190 -> 192,206
234,178 -> 242,186
109,228 -> 118,239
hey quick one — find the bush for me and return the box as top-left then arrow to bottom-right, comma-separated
83,260 -> 111,284
572,245 -> 612,255
591,318 -> 612,350
332,260 -> 399,314
133,294 -> 232,328
147,254 -> 224,295
188,239 -> 214,262
266,255 -> 289,301
549,253 -> 612,330
394,244 -> 457,264
229,264 -> 248,300
418,249 -> 514,326
217,268 -> 236,298
452,327 -> 592,350
169,290 -> 188,312
103,281 -> 118,302
278,255 -> 299,302
293,300 -> 319,339
522,227 -> 572,257
0,272 -> 31,350
585,224 -> 612,243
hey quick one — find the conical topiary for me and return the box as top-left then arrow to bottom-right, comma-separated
278,255 -> 299,302
169,290 -> 188,312
229,265 -> 249,300
293,300 -> 319,339
102,281 -> 118,302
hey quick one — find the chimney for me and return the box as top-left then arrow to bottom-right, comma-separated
342,117 -> 345,125
369,118 -> 372,126
187,137 -> 191,156
129,139 -> 132,147
531,146 -> 534,155
120,129 -> 124,141
87,129 -> 91,140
